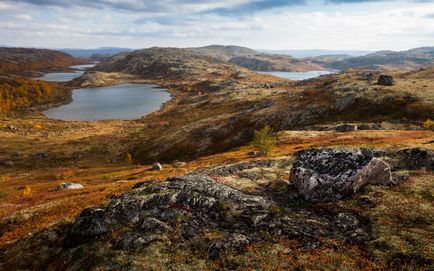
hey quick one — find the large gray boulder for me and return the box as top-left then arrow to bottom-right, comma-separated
377,75 -> 394,86
290,148 -> 393,202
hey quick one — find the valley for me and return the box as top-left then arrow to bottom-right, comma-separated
0,44 -> 433,270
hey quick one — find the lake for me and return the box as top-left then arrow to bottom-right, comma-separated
258,70 -> 335,80
35,64 -> 96,82
43,84 -> 171,121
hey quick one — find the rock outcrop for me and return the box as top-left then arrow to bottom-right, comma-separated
290,148 -> 393,202
377,75 -> 394,86
64,175 -> 369,258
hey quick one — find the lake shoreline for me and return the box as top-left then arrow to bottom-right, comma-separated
42,83 -> 172,121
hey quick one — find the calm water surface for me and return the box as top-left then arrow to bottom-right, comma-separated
35,64 -> 96,82
258,70 -> 335,80
43,84 -> 171,121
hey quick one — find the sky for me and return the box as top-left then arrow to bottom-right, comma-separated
0,0 -> 434,51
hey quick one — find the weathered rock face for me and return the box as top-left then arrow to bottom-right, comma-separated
290,148 -> 393,202
377,75 -> 394,86
64,174 -> 369,259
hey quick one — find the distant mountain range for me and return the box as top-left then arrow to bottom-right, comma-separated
2,45 -> 434,73
257,49 -> 373,58
59,47 -> 133,58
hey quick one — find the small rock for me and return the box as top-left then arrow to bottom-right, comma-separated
2,160 -> 14,166
357,124 -> 371,130
335,124 -> 357,132
151,162 -> 163,171
8,125 -> 19,132
56,182 -> 84,191
173,161 -> 187,168
35,152 -> 49,159
377,75 -> 394,86
247,151 -> 259,156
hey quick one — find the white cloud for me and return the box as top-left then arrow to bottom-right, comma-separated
15,14 -> 32,20
0,0 -> 433,50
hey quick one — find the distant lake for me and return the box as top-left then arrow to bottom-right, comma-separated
258,70 -> 335,80
43,84 -> 171,121
35,64 -> 96,82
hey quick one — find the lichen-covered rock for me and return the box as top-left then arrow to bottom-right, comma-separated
64,174 -> 370,257
290,148 -> 393,202
394,148 -> 434,170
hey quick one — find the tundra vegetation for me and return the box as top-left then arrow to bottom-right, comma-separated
0,45 -> 433,270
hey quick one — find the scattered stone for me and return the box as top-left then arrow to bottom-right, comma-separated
247,151 -> 259,156
35,152 -> 49,159
13,152 -> 23,158
335,124 -> 357,132
357,124 -> 371,130
290,148 -> 393,202
2,160 -> 14,166
8,125 -> 19,132
377,75 -> 394,86
151,162 -> 163,171
173,161 -> 187,168
359,71 -> 379,82
56,182 -> 84,191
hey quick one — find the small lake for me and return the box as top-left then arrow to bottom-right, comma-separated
258,70 -> 335,80
35,64 -> 96,82
43,84 -> 171,121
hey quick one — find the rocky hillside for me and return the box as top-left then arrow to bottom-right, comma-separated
327,47 -> 434,71
189,45 -> 257,61
83,47 -> 434,163
187,45 -> 324,72
93,47 -> 249,81
0,47 -> 79,77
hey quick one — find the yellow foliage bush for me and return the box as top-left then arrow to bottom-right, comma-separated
22,186 -> 31,197
0,176 -> 9,182
423,119 -> 434,131
33,124 -> 43,129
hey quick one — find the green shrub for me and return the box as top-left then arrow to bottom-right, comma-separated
252,126 -> 276,155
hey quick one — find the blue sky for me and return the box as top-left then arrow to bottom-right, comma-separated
0,0 -> 433,50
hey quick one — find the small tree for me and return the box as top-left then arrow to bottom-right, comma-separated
125,153 -> 133,165
423,119 -> 434,131
252,126 -> 276,155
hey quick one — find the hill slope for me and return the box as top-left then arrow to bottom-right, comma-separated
84,48 -> 434,163
0,47 -> 78,76
328,47 -> 434,70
